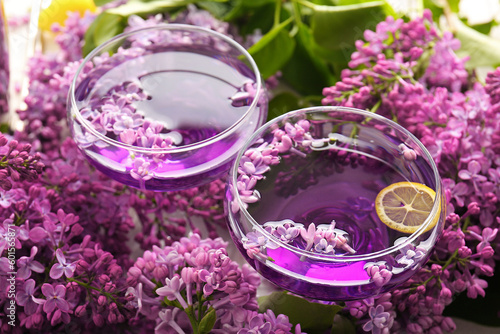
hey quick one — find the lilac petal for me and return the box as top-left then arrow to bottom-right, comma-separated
457,170 -> 471,180
41,283 -> 54,297
30,260 -> 45,273
54,284 -> 66,298
55,298 -> 70,312
25,279 -> 36,294
55,249 -> 66,265
29,227 -> 48,242
468,160 -> 481,174
30,246 -> 38,258
63,264 -> 75,278
25,299 -> 39,315
16,292 -> 29,306
17,266 -> 31,280
156,286 -> 175,300
43,299 -> 57,314
50,264 -> 64,279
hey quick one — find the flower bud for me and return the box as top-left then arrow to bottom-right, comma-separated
75,304 -> 88,317
429,326 -> 443,334
431,264 -> 442,276
76,260 -> 89,273
98,274 -> 110,284
480,245 -> 494,259
407,323 -> 423,334
93,313 -> 105,327
8,140 -> 19,149
418,315 -> 433,329
458,246 -> 472,258
467,202 -> 480,215
97,295 -> 107,307
153,266 -> 168,281
127,266 -> 142,278
440,317 -> 456,332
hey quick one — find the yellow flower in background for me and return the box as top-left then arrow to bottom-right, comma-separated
38,0 -> 97,31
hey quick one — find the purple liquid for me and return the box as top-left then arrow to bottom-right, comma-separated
231,150 -> 437,300
72,51 -> 266,191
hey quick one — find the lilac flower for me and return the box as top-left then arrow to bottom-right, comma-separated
156,275 -> 188,309
458,160 -> 487,189
238,314 -> 272,334
268,222 -> 301,244
469,227 -> 498,252
49,248 -> 76,279
155,308 -> 184,333
466,275 -> 488,299
300,223 -> 317,253
362,305 -> 394,334
130,157 -> 154,181
113,113 -> 145,134
113,81 -> 147,105
17,246 -> 45,280
442,178 -> 469,208
16,279 -> 39,315
38,284 -> 70,314
365,262 -> 393,287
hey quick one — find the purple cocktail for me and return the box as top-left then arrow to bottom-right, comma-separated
226,106 -> 445,301
68,24 -> 267,191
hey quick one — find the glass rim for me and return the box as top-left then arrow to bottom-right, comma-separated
229,106 -> 443,262
68,23 -> 264,154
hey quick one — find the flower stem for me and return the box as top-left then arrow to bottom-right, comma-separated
274,0 -> 282,27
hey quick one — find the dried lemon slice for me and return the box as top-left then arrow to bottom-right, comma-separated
375,181 -> 439,234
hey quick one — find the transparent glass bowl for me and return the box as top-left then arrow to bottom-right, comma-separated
225,106 -> 445,301
68,24 -> 267,191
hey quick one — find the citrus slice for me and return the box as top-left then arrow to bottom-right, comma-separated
375,181 -> 439,234
38,0 -> 97,31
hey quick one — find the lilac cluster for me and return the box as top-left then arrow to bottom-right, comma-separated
125,233 -> 302,333
0,136 -> 138,331
0,134 -> 44,191
242,219 -> 356,262
322,9 -> 500,333
0,200 -> 134,331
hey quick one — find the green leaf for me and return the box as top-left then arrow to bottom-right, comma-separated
281,24 -> 336,95
247,16 -> 296,79
237,3 -> 275,36
453,16 -> 500,69
199,307 -> 217,334
268,92 -> 301,121
94,0 -> 116,6
258,291 -> 343,332
331,314 -> 357,334
310,1 -> 396,51
448,0 -> 460,13
83,12 -> 127,56
220,0 -> 246,21
468,21 -> 497,35
241,0 -> 275,7
107,0 -> 195,16
0,123 -> 10,134
197,1 -> 233,19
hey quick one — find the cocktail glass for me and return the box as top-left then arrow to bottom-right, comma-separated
67,24 -> 267,191
225,106 -> 445,301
